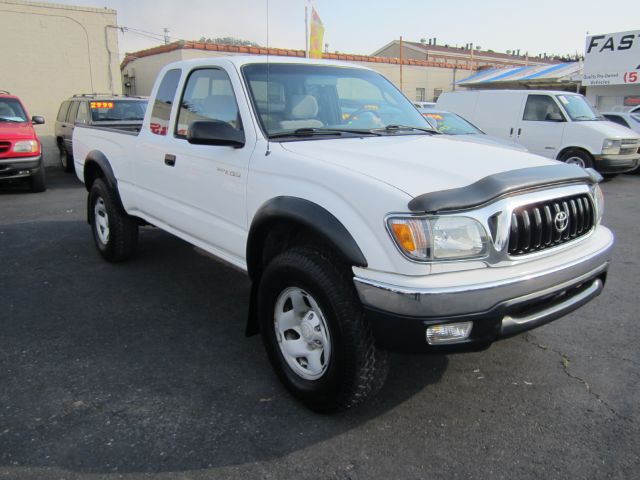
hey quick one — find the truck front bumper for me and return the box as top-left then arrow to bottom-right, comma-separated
354,226 -> 614,352
0,155 -> 43,180
594,153 -> 639,174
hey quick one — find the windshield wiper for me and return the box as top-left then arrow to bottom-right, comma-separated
375,124 -> 439,134
269,127 -> 382,139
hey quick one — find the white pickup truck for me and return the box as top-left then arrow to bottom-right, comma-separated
73,56 -> 614,412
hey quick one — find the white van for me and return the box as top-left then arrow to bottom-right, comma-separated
437,90 -> 640,174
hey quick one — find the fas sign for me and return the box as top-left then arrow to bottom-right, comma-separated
583,30 -> 640,86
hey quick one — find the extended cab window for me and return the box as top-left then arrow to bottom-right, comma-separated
150,69 -> 181,136
175,68 -> 242,137
523,95 -> 564,122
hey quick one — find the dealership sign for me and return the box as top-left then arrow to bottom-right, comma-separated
583,30 -> 640,86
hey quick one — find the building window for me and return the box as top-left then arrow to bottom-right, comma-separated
150,69 -> 181,136
433,89 -> 443,101
415,88 -> 426,102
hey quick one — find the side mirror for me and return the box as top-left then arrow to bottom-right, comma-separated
32,116 -> 45,125
187,120 -> 245,148
546,112 -> 564,122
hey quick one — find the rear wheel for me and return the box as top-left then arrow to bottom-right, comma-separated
59,143 -> 74,173
258,246 -> 388,412
88,178 -> 138,262
559,149 -> 594,169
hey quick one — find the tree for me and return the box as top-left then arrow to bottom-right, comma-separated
198,36 -> 261,47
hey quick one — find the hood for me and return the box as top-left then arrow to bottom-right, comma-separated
580,120 -> 640,139
446,133 -> 528,152
0,121 -> 36,140
281,134 -> 555,197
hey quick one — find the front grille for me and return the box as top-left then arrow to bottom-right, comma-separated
0,141 -> 10,154
508,194 -> 594,256
620,139 -> 640,155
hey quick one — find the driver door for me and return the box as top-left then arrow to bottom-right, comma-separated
516,94 -> 566,158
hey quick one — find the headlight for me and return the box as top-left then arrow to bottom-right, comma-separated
602,139 -> 621,155
387,215 -> 488,262
13,140 -> 39,153
592,184 -> 604,224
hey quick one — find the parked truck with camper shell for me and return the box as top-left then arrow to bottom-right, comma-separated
73,57 -> 614,412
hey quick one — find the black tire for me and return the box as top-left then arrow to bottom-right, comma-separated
258,246 -> 388,413
59,143 -> 74,173
559,149 -> 594,169
88,178 -> 138,262
29,165 -> 46,193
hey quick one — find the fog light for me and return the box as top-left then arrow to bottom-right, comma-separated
426,322 -> 472,345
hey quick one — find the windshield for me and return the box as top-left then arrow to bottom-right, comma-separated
556,95 -> 603,121
90,100 -> 148,122
0,98 -> 28,123
422,111 -> 482,135
242,64 -> 431,138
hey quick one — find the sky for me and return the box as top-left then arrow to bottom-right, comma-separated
43,0 -> 640,59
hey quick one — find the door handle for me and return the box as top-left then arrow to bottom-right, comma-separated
164,154 -> 176,167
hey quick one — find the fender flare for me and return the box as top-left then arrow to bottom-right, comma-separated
246,196 -> 368,282
83,150 -> 117,191
83,150 -> 126,222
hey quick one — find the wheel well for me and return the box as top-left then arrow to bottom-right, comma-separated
249,220 -> 337,281
557,147 -> 593,161
83,160 -> 105,191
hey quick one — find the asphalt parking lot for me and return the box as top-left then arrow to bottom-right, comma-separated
1,168 -> 639,480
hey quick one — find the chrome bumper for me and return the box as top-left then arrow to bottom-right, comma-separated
354,230 -> 614,321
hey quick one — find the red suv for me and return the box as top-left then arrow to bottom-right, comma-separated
0,90 -> 46,192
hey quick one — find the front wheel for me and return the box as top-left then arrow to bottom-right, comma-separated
88,178 -> 138,262
258,246 -> 388,412
559,149 -> 594,169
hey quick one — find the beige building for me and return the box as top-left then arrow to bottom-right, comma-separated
121,41 -> 474,104
373,40 -> 556,70
0,0 -> 121,164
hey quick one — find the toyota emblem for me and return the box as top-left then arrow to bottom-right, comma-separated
554,211 -> 569,233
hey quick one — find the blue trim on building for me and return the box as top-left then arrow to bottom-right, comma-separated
519,63 -> 569,80
456,68 -> 498,85
479,65 -> 530,83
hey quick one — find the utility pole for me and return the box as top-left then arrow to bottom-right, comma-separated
164,27 -> 170,45
399,36 -> 404,92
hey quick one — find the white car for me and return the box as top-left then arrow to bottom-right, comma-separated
414,101 -> 437,109
437,90 -> 640,174
419,108 -> 528,151
72,57 -> 613,412
602,112 -> 640,134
